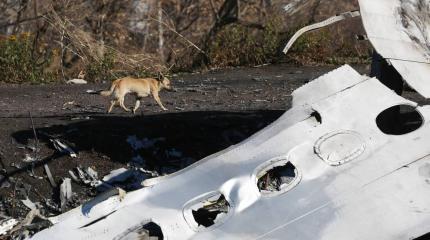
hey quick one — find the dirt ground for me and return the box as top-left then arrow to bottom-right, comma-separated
2,63 -> 426,232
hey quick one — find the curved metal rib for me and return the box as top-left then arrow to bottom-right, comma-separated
283,11 -> 361,54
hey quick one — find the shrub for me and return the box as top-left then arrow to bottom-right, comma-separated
85,50 -> 116,82
208,17 -> 282,67
0,33 -> 56,84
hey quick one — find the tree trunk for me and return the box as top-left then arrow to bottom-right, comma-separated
193,0 -> 239,67
158,0 -> 165,63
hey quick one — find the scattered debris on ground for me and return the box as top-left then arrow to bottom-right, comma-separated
0,218 -> 18,236
66,79 -> 88,85
50,139 -> 77,158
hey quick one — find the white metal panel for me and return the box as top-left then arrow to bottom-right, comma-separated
359,0 -> 430,98
32,66 -> 430,240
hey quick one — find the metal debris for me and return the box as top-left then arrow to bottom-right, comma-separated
139,168 -> 159,178
26,1 -> 430,238
44,164 -> 57,188
9,209 -> 50,236
85,89 -> 100,94
102,168 -> 132,183
32,65 -> 430,239
62,101 -> 76,109
70,167 -> 101,187
70,116 -> 91,121
44,199 -> 62,214
360,0 -> 430,98
50,139 -> 77,158
25,144 -> 38,152
22,153 -> 37,163
60,178 -> 73,210
0,218 -> 18,236
98,167 -> 156,192
28,168 -> 44,180
66,79 -> 87,85
68,170 -> 79,182
85,167 -> 98,180
10,162 -> 21,169
283,10 -> 361,54
21,198 -> 37,211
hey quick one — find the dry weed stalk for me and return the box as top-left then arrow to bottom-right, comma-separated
46,9 -> 166,75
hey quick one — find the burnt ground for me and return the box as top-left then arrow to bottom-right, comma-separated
0,63 -> 423,231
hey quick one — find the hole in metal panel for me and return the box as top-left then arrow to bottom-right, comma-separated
376,105 -> 423,135
191,194 -> 229,228
413,232 -> 430,240
257,161 -> 299,194
310,111 -> 322,124
183,192 -> 231,231
116,221 -> 164,240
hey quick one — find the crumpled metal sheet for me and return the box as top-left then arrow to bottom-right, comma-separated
359,0 -> 430,98
31,65 -> 430,239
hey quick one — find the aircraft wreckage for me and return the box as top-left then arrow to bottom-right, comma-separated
31,0 -> 430,239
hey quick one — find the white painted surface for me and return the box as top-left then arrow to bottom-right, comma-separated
31,66 -> 430,239
359,0 -> 430,98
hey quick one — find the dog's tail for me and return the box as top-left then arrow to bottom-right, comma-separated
100,80 -> 119,97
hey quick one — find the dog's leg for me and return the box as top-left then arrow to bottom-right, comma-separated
153,92 -> 168,111
132,99 -> 141,114
119,97 -> 131,112
108,100 -> 118,113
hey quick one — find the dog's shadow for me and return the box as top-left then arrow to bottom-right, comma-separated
11,110 -> 283,176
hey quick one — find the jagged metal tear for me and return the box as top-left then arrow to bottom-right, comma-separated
32,65 -> 430,239
359,0 -> 430,98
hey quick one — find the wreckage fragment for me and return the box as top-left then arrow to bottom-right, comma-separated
50,139 -> 77,158
359,0 -> 430,98
29,1 -> 430,237
285,0 -> 430,100
70,167 -> 101,187
31,65 -> 430,239
60,178 -> 73,210
0,218 -> 18,236
66,79 -> 87,85
283,10 -> 361,54
44,164 -> 57,188
10,209 -> 51,237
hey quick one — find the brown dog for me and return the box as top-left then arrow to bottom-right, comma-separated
100,74 -> 172,114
